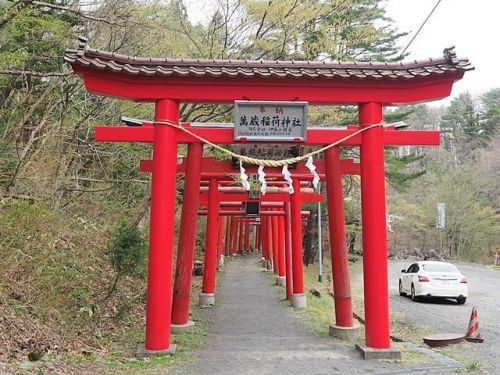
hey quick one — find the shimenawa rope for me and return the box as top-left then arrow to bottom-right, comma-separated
155,120 -> 385,167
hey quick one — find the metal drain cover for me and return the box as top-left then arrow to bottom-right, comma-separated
423,333 -> 465,347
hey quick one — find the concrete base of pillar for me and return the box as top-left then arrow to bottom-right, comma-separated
276,276 -> 286,287
136,344 -> 176,359
218,255 -> 224,269
355,344 -> 401,360
261,257 -> 267,268
291,293 -> 307,309
329,322 -> 360,340
171,320 -> 195,334
199,293 -> 215,306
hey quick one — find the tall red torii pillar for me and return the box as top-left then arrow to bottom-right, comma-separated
171,142 -> 203,332
65,38 -> 472,358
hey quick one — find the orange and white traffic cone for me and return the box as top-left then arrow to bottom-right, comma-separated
465,307 -> 484,343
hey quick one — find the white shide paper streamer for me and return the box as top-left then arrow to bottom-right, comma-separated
282,164 -> 294,194
305,156 -> 320,190
257,165 -> 267,195
239,160 -> 251,191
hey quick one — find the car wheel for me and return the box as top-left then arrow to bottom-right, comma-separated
399,280 -> 406,296
410,284 -> 418,302
457,297 -> 466,305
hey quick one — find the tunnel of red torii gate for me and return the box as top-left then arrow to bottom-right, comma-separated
65,37 -> 473,357
141,156 -> 351,308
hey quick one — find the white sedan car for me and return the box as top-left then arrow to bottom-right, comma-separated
398,261 -> 468,304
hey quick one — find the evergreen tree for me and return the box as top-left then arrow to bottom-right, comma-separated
440,92 -> 481,159
302,0 -> 407,61
478,88 -> 500,143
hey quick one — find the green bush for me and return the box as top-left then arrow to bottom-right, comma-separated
104,224 -> 146,300
107,224 -> 146,277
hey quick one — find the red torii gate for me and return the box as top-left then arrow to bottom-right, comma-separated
170,154 -> 360,309
199,195 -> 315,305
199,184 -> 320,302
65,38 -> 472,357
188,156 -> 361,310
141,156 -> 330,306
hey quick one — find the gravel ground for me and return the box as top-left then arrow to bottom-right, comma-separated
387,260 -> 499,374
169,254 -> 456,375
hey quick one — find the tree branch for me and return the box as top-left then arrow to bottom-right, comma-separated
0,70 -> 72,77
32,1 -> 122,26
255,0 -> 272,38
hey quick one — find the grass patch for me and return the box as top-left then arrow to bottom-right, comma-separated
78,351 -> 178,372
299,264 -> 336,336
430,343 -> 477,369
63,308 -> 208,373
399,346 -> 434,365
464,358 -> 481,372
390,311 -> 434,343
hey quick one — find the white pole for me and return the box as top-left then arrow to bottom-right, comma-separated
318,200 -> 323,282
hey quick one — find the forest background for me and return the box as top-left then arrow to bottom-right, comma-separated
0,0 -> 498,372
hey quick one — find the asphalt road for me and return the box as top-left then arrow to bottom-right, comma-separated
388,260 -> 500,374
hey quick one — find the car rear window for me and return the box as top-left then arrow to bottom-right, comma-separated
421,263 -> 459,273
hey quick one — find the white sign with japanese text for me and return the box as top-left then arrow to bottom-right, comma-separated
234,101 -> 308,141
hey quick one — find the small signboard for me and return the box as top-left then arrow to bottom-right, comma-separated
436,202 -> 445,229
231,144 -> 299,168
234,100 -> 308,142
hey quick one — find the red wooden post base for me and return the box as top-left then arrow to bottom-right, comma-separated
284,202 -> 294,300
200,178 -> 219,306
261,217 -> 267,262
225,216 -> 232,256
254,223 -> 259,252
290,179 -> 306,309
244,219 -> 248,252
145,99 -> 178,352
276,216 -> 286,287
217,216 -> 225,270
171,142 -> 203,328
238,218 -> 244,254
360,103 -> 390,349
266,216 -> 274,270
231,216 -> 238,256
325,146 -> 359,340
271,214 -> 279,275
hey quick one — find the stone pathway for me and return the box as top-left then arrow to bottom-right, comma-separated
169,255 -> 455,375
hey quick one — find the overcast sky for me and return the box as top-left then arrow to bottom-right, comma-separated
185,0 -> 500,105
385,0 -> 500,104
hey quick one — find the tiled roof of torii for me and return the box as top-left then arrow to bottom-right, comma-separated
65,37 -> 473,81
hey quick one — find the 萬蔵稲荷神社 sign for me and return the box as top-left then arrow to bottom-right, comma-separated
234,101 -> 308,142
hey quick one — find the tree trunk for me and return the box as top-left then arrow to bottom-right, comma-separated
303,209 -> 318,265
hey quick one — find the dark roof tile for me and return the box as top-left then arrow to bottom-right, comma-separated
64,38 -> 474,81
